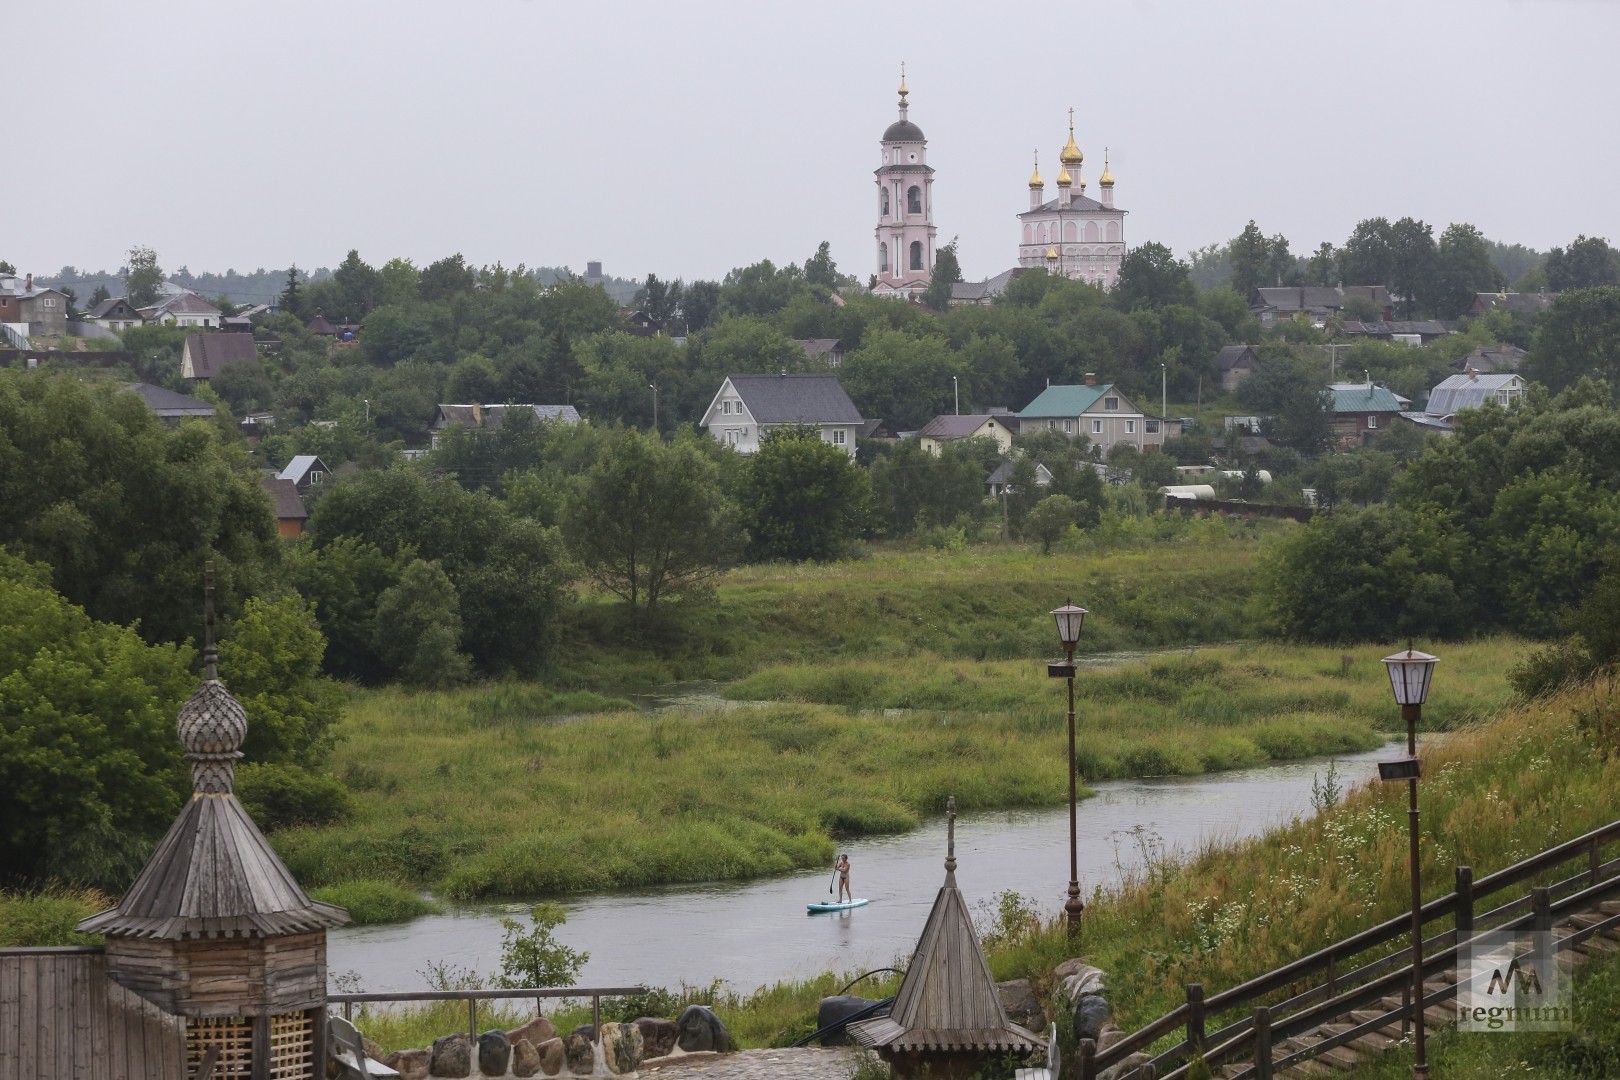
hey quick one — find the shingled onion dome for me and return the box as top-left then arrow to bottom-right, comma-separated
79,576 -> 347,947
1029,150 -> 1044,189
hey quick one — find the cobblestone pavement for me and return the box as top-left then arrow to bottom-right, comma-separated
640,1047 -> 855,1079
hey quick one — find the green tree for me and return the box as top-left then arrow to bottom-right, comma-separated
739,426 -> 872,561
124,245 -> 164,307
868,439 -> 989,537
1114,242 -> 1196,312
804,241 -> 840,289
922,239 -> 964,311
287,537 -> 409,682
719,260 -> 809,318
840,327 -> 963,431
1237,355 -> 1334,455
1432,223 -> 1506,319
281,264 -> 304,318
1544,235 -> 1620,292
1229,221 -> 1272,295
372,559 -> 471,687
0,551 -> 193,888
88,283 -> 111,308
216,594 -> 346,768
1339,218 -> 1396,287
0,372 -> 282,644
1305,242 -> 1339,287
562,430 -> 744,612
1025,494 -> 1083,554
1388,217 -> 1438,317
1525,287 -> 1620,394
332,249 -> 382,320
494,903 -> 588,989
680,280 -> 721,333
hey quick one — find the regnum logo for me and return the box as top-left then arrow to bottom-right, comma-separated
1459,931 -> 1572,1032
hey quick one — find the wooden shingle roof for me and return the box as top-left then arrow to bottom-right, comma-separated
848,797 -> 1043,1055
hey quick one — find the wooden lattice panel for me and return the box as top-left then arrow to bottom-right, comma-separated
188,1015 -> 255,1079
270,1011 -> 316,1079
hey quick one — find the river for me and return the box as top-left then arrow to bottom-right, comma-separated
327,743 -> 1395,995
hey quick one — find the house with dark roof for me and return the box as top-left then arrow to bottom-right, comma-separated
1341,319 -> 1453,345
86,296 -> 146,333
1328,381 -> 1409,448
1250,285 -> 1392,326
985,458 -> 1052,498
0,273 -> 69,338
180,332 -> 258,381
124,382 -> 215,424
701,373 -> 864,456
915,413 -> 1017,455
1449,343 -> 1526,374
1214,344 -> 1262,393
261,475 -> 310,538
428,403 -> 582,449
798,338 -> 845,367
1016,375 -> 1166,454
948,266 -> 1027,307
1471,291 -> 1557,317
139,292 -> 222,328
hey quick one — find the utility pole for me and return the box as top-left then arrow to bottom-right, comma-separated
649,381 -> 659,432
952,375 -> 959,416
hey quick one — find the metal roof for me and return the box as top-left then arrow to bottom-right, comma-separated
1017,383 -> 1112,418
277,455 -> 327,483
125,382 -> 214,419
724,374 -> 863,424
1424,373 -> 1524,419
916,414 -> 1015,440
1328,383 -> 1406,414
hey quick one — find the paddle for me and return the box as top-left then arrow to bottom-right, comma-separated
827,863 -> 837,895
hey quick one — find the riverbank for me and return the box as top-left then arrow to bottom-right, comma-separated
269,638 -> 1521,904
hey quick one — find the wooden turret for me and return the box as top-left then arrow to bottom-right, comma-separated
848,796 -> 1043,1078
79,569 -> 348,1078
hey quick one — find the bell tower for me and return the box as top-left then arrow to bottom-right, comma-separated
873,64 -> 937,298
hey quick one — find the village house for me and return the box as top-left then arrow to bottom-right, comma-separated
277,454 -> 331,493
985,458 -> 1052,498
1449,343 -> 1526,374
915,413 -> 1017,455
1214,344 -> 1261,393
85,296 -> 147,333
0,273 -> 70,338
1328,381 -> 1408,448
124,382 -> 216,424
1250,285 -> 1392,327
262,474 -> 310,538
1471,290 -> 1556,317
428,402 -> 582,449
1403,370 -> 1527,436
180,331 -> 258,381
701,373 -> 865,456
798,338 -> 845,367
139,291 -> 222,328
1340,319 -> 1453,345
1016,375 -> 1166,454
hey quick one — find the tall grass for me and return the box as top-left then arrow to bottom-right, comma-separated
272,640 -> 1519,902
0,886 -> 111,947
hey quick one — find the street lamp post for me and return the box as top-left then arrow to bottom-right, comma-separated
1048,602 -> 1088,934
1379,647 -> 1439,1080
649,382 -> 659,432
952,375 -> 959,416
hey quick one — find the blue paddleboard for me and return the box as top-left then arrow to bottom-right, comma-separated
807,898 -> 870,913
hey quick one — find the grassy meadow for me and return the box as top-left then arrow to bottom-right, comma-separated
270,635 -> 1523,904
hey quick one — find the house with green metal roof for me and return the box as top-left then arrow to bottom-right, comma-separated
1016,376 -> 1166,454
1327,381 -> 1409,448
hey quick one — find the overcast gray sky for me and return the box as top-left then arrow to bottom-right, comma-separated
9,0 -> 1617,286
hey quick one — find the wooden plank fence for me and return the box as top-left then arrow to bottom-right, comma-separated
0,947 -> 187,1080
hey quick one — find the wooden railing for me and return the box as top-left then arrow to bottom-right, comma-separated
326,986 -> 648,1049
1079,820 -> 1620,1080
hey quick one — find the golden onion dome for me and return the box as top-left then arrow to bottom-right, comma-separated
1046,245 -> 1059,262
1029,151 -> 1043,188
1100,147 -> 1114,186
1060,109 -> 1084,166
1056,166 -> 1071,187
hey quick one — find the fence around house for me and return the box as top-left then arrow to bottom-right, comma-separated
1079,819 -> 1620,1080
1163,495 -> 1314,522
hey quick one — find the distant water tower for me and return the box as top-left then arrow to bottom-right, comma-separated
586,261 -> 603,282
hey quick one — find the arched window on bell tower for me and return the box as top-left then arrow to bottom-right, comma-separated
908,186 -> 922,214
909,241 -> 923,271
880,243 -> 889,273
881,189 -> 890,216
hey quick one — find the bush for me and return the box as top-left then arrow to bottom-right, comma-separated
308,880 -> 443,925
236,763 -> 356,831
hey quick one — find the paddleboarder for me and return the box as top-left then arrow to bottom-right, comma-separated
835,853 -> 852,904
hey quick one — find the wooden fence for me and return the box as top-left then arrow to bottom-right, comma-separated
0,946 -> 186,1080
1079,820 -> 1620,1080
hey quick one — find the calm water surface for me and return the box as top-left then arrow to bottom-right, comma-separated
327,743 -> 1395,995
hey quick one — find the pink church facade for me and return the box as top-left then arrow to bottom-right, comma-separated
1018,111 -> 1126,288
872,70 -> 936,299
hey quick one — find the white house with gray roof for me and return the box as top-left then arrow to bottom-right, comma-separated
701,373 -> 864,456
